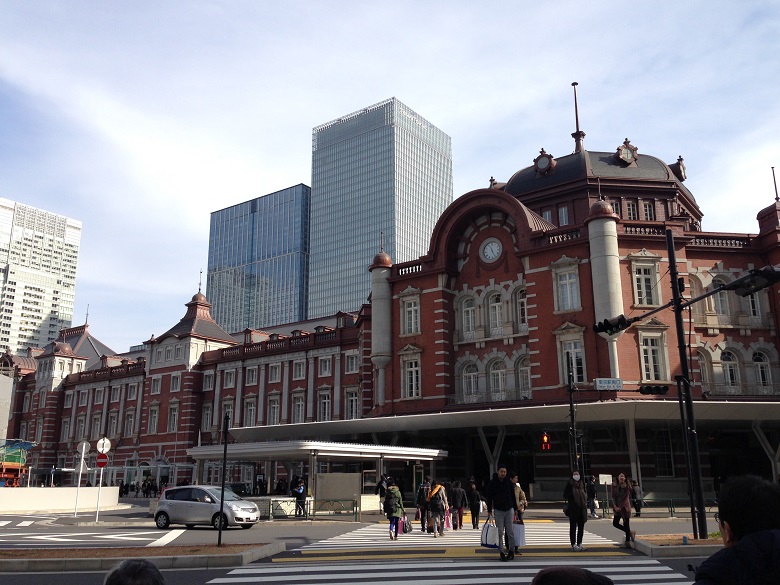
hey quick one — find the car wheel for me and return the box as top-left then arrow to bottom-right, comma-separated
155,512 -> 170,529
212,513 -> 228,530
185,524 -> 195,529
240,524 -> 253,529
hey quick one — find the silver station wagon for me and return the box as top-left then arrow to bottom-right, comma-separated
155,485 -> 260,529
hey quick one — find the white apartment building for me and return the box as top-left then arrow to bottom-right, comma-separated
0,198 -> 81,355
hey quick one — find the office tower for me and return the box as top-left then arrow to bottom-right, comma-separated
0,198 -> 81,355
206,184 -> 310,332
308,97 -> 453,318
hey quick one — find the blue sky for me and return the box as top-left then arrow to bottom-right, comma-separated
1,1 -> 778,352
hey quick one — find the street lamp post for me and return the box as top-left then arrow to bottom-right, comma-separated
567,354 -> 581,474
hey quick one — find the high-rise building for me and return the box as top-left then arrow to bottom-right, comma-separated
0,198 -> 81,355
206,184 -> 310,332
307,97 -> 453,318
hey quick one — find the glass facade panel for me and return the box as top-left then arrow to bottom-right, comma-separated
308,98 -> 453,317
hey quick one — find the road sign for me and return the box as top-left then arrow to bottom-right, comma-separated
96,453 -> 109,468
96,437 -> 112,454
77,440 -> 90,456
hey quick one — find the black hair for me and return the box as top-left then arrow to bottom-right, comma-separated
104,559 -> 166,585
718,474 -> 780,541
497,463 -> 508,470
386,477 -> 395,487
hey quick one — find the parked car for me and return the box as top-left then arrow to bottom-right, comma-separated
155,485 -> 259,530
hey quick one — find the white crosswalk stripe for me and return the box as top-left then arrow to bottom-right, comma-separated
296,522 -> 616,550
207,559 -> 693,584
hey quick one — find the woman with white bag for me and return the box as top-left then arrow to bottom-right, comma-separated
510,472 -> 528,554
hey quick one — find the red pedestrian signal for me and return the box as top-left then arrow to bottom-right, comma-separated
542,431 -> 551,451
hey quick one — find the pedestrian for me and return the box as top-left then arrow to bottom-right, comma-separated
104,558 -> 165,585
563,468 -> 588,551
611,473 -> 635,547
450,480 -> 467,530
426,479 -> 447,537
586,476 -> 598,518
510,471 -> 528,554
486,463 -> 517,561
383,477 -> 404,540
293,478 -> 307,517
532,567 -> 614,585
631,479 -> 643,517
375,473 -> 388,512
416,475 -> 431,532
466,481 -> 484,529
694,474 -> 780,584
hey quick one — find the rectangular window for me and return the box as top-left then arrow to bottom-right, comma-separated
94,388 -> 104,404
167,404 -> 178,432
78,390 -> 88,406
91,414 -> 102,439
268,398 -> 280,425
165,346 -> 173,361
402,298 -> 420,334
558,206 -> 569,226
268,363 -> 281,383
292,395 -> 305,424
345,352 -> 359,374
244,400 -> 256,427
148,407 -> 158,434
223,402 -> 234,426
556,271 -> 580,311
402,358 -> 421,398
127,384 -> 138,401
64,392 -> 73,408
246,367 -> 258,385
171,375 -> 180,392
318,356 -> 332,377
748,293 -> 761,317
35,418 -> 43,442
346,390 -> 360,420
108,413 -> 118,437
562,340 -> 585,383
151,378 -> 161,395
634,265 -> 658,305
542,209 -> 553,223
110,387 -> 120,403
77,416 -> 86,439
293,360 -> 306,380
641,337 -> 664,381
201,404 -> 212,431
203,373 -> 214,390
60,419 -> 70,442
627,201 -> 639,220
643,201 -> 656,221
654,430 -> 675,477
223,370 -> 235,388
156,348 -> 163,362
318,393 -> 332,422
174,345 -> 183,359
124,411 -> 135,436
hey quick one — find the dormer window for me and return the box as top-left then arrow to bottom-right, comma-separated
616,138 -> 639,165
533,148 -> 556,175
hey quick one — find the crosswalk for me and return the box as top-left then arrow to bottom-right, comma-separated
0,520 -> 36,527
0,529 -> 182,547
207,559 -> 693,584
295,521 -> 616,550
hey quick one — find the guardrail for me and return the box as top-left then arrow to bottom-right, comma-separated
596,497 -> 718,518
257,497 -> 358,521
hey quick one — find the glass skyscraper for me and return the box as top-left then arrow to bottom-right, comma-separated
308,97 -> 453,318
0,198 -> 81,355
206,184 -> 310,332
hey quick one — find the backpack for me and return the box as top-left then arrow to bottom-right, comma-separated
383,491 -> 398,514
416,483 -> 430,506
429,487 -> 444,508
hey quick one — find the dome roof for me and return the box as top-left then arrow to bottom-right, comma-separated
370,250 -> 393,269
191,291 -> 208,303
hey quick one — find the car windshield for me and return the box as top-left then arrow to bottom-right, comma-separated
205,487 -> 241,501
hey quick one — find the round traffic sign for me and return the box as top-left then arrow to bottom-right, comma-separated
77,440 -> 90,456
96,453 -> 109,468
96,437 -> 112,454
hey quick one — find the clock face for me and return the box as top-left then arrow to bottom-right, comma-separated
536,156 -> 550,170
619,147 -> 634,163
481,238 -> 502,262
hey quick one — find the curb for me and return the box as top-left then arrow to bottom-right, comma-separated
0,542 -> 285,573
632,539 -> 722,558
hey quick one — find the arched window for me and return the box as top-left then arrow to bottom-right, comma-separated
696,350 -> 711,387
515,289 -> 528,328
516,356 -> 531,398
753,352 -> 771,387
488,294 -> 503,336
722,351 -> 739,387
712,279 -> 729,315
462,298 -> 476,339
489,360 -> 506,400
462,363 -> 479,403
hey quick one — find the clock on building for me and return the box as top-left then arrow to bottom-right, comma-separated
616,138 -> 639,165
480,237 -> 503,262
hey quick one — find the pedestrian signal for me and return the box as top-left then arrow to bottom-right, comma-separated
542,431 -> 551,451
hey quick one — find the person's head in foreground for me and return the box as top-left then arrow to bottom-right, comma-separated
532,567 -> 613,585
716,474 -> 780,547
104,558 -> 165,585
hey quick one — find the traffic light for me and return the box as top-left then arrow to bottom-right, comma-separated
593,314 -> 631,335
639,385 -> 669,395
541,431 -> 551,451
726,266 -> 780,297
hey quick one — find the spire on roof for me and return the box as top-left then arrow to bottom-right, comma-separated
571,82 -> 586,153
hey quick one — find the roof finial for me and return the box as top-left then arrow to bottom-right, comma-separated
571,82 -> 586,153
380,231 -> 385,253
85,303 -> 89,325
773,166 -> 779,203
198,269 -> 203,293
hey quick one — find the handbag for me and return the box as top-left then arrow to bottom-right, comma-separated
563,503 -> 570,517
512,522 -> 526,547
479,499 -> 485,514
595,499 -> 600,509
402,513 -> 411,534
444,511 -> 451,529
480,519 -> 498,548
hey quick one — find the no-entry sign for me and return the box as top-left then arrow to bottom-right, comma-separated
96,453 -> 109,468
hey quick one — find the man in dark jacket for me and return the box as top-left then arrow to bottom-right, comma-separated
694,474 -> 780,585
485,463 -> 518,561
